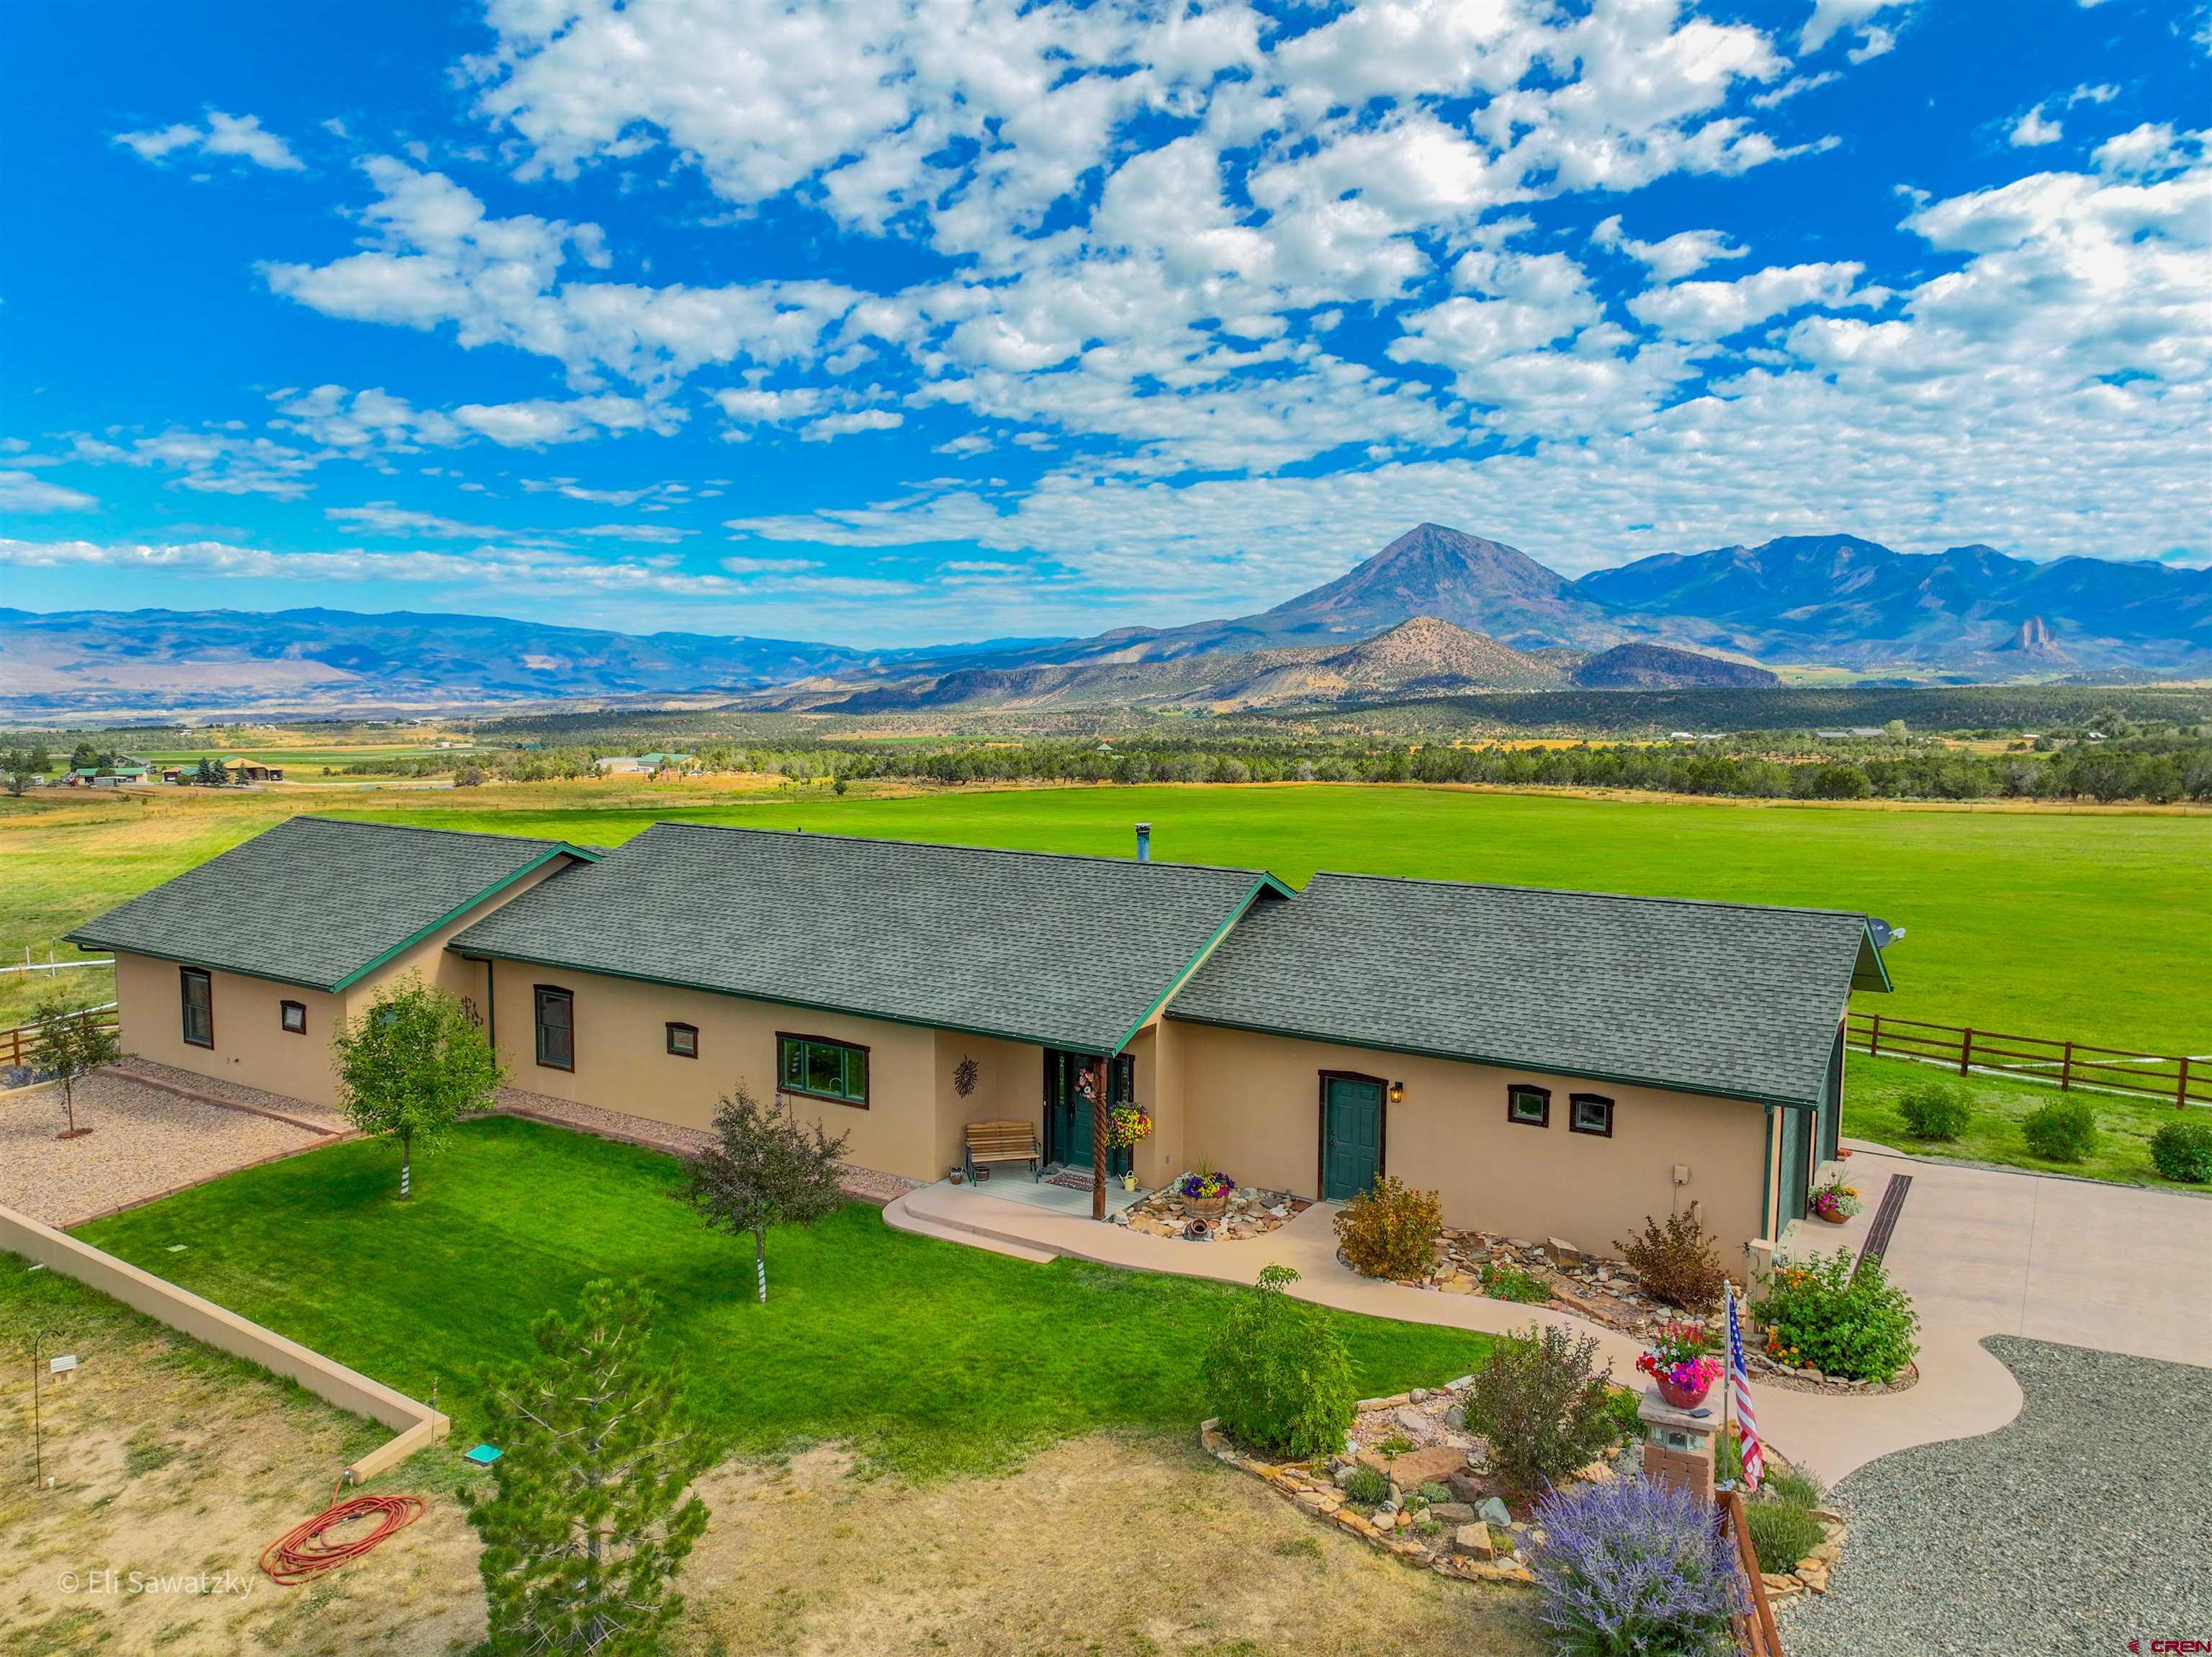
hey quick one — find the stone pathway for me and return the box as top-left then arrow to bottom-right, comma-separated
1783,1337 -> 2212,1657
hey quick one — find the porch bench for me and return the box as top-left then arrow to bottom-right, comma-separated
963,1119 -> 1041,1184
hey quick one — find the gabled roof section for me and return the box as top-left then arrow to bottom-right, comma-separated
1167,873 -> 1888,1108
449,822 -> 1289,1054
67,817 -> 595,993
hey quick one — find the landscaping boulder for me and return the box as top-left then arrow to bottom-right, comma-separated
1452,1522 -> 1496,1561
1428,1501 -> 1475,1524
1477,1496 -> 1512,1528
1379,1445 -> 1467,1489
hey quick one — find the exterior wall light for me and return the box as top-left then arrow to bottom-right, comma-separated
1388,1080 -> 1406,1103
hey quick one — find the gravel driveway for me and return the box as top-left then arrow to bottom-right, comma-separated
1785,1336 -> 2212,1656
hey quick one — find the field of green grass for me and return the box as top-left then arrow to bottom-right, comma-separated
6,779 -> 2208,1052
1840,1053 -> 2209,1189
75,1117 -> 1491,1479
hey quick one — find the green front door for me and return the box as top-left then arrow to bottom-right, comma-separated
1045,1050 -> 1133,1177
1321,1074 -> 1384,1200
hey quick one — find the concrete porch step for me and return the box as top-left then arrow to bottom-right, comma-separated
882,1191 -> 1059,1263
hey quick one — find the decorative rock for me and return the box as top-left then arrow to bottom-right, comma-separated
1334,1465 -> 1359,1491
1547,1236 -> 1583,1265
1442,1404 -> 1467,1429
1393,1405 -> 1430,1434
1445,1470 -> 1487,1505
1452,1522 -> 1496,1560
1477,1497 -> 1513,1528
1428,1501 -> 1475,1524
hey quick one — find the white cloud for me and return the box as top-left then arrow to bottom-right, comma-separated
325,503 -> 500,538
0,471 -> 98,511
572,523 -> 689,542
1592,217 -> 1749,281
1801,0 -> 1914,56
1629,261 -> 1874,342
2010,107 -> 2064,148
800,409 -> 904,441
114,111 -> 304,171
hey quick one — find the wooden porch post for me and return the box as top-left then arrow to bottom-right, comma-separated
1092,1055 -> 1110,1221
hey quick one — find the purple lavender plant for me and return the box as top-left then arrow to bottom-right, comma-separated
1526,1476 -> 1746,1656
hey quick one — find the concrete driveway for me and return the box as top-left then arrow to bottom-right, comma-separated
1839,1143 -> 2211,1368
1758,1142 -> 2212,1483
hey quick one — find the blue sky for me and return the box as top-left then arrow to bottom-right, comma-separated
2,0 -> 2206,647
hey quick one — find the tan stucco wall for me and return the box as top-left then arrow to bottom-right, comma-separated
113,951 -> 351,1106
485,957 -> 958,1179
1169,1021 -> 1773,1262
105,856 -> 575,1110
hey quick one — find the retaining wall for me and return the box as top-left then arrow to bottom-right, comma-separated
0,1200 -> 446,1483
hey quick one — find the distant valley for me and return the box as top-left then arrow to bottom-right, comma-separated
2,524 -> 2204,722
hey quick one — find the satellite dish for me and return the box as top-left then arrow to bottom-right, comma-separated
1869,917 -> 1905,949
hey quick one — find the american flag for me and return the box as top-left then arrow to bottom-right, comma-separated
1727,1286 -> 1764,1492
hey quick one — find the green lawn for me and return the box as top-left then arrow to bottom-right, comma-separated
73,1117 -> 1491,1480
332,783 -> 2212,1053
1840,1053 -> 2212,1190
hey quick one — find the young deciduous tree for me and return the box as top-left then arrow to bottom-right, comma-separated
32,993 -> 120,1139
470,1280 -> 711,1657
678,1085 -> 848,1303
331,974 -> 504,1198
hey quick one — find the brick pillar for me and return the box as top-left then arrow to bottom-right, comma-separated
1637,1386 -> 1716,1504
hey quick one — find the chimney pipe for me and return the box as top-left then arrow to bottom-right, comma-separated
1135,822 -> 1151,863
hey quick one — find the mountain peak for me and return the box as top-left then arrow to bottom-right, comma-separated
1249,521 -> 1615,650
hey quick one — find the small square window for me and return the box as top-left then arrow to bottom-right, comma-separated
280,1000 -> 307,1035
1570,1094 -> 1614,1138
1506,1085 -> 1550,1127
665,1022 -> 698,1059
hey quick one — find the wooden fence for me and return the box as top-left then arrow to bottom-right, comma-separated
1848,1011 -> 2207,1107
0,1003 -> 119,1071
1722,1488 -> 1785,1656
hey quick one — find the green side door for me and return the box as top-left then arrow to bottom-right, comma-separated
1321,1074 -> 1384,1200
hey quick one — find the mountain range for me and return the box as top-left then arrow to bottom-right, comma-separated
1,524 -> 2204,721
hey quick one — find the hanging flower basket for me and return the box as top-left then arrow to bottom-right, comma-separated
1103,1103 -> 1154,1151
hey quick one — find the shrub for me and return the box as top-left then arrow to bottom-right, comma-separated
1744,1499 -> 1825,1574
1601,1387 -> 1644,1448
1613,1205 -> 1725,1311
1528,1476 -> 1745,1657
1762,1468 -> 1824,1510
1416,1481 -> 1454,1505
1480,1262 -> 1554,1304
1896,1081 -> 1972,1141
1469,1324 -> 1621,1496
2149,1119 -> 2212,1183
1341,1465 -> 1389,1507
1376,1432 -> 1415,1458
1334,1175 -> 1442,1280
1198,1265 -> 1357,1460
2022,1097 -> 2098,1162
1757,1249 -> 1919,1383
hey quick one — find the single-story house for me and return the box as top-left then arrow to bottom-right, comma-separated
67,817 -> 1892,1262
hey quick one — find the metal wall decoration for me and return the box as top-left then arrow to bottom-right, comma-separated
953,1055 -> 979,1097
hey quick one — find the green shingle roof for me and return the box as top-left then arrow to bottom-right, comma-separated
449,822 -> 1286,1053
66,817 -> 592,992
1166,872 -> 1889,1108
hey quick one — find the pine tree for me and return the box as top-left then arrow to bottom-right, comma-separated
678,1085 -> 848,1303
471,1281 -> 711,1656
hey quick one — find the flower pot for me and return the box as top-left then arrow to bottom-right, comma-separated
1815,1207 -> 1847,1224
1180,1193 -> 1228,1221
1656,1376 -> 1712,1410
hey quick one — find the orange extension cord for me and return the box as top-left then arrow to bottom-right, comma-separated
258,1484 -> 426,1585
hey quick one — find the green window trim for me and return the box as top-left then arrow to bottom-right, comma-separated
778,1032 -> 869,1108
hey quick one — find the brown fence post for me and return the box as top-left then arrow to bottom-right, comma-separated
1869,1012 -> 1881,1058
1721,1488 -> 1784,1655
2059,1042 -> 2073,1091
2180,1056 -> 2193,1110
1959,1028 -> 1974,1077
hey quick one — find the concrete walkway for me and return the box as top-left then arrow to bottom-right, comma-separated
888,1146 -> 2212,1485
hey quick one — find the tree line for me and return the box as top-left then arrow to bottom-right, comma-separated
335,733 -> 2212,804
